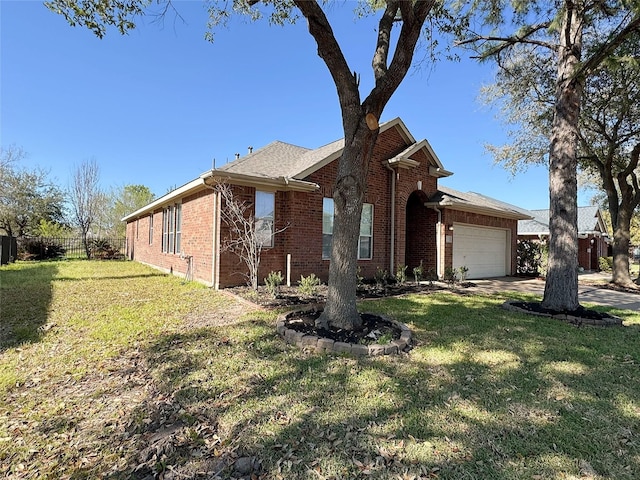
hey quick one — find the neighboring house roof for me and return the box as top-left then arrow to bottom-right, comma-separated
427,186 -> 533,220
518,206 -> 609,236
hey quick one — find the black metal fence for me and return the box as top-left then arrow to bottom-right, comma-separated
16,236 -> 126,260
1,236 -> 18,265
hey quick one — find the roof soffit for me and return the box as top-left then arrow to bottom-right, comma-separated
433,202 -> 530,220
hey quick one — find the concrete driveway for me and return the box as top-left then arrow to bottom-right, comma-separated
467,273 -> 640,312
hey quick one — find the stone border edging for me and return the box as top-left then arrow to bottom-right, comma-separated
502,300 -> 623,327
276,307 -> 412,356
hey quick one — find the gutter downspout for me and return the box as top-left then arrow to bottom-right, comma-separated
430,205 -> 442,279
384,163 -> 397,274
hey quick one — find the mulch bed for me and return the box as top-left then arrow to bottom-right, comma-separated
503,301 -> 623,327
580,280 -> 640,295
509,301 -> 613,320
283,310 -> 402,345
227,281 -> 446,309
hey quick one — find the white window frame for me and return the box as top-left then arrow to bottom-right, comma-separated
359,203 -> 373,260
322,198 -> 373,260
149,213 -> 154,245
162,203 -> 182,254
175,204 -> 182,254
255,191 -> 275,248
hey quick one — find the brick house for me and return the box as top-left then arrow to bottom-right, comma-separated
518,206 -> 611,271
123,118 -> 531,288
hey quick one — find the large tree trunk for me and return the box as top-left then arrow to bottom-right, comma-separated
295,0 -> 432,330
611,144 -> 640,287
317,118 -> 377,330
542,1 -> 583,311
611,208 -> 633,286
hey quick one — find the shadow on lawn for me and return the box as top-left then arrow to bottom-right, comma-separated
0,263 -> 58,351
102,293 -> 639,479
52,272 -> 166,282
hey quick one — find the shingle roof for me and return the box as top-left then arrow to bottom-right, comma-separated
215,117 -> 420,181
217,141 -> 311,178
518,206 -> 606,235
518,209 -> 550,235
288,138 -> 344,179
429,186 -> 532,220
577,205 -> 603,233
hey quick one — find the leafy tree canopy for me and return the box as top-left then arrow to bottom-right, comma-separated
0,145 -> 66,237
104,184 -> 156,237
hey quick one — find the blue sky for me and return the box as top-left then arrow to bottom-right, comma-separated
2,1 -> 594,210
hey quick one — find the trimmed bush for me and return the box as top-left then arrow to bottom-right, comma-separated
395,264 -> 407,284
598,256 -> 613,272
298,273 -> 321,297
264,271 -> 284,298
517,239 -> 543,275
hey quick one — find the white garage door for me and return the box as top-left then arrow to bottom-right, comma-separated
453,224 -> 508,279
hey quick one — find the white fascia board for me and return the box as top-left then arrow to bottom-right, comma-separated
202,170 -> 319,192
428,201 -> 532,221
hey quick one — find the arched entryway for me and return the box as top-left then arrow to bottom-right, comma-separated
405,190 -> 433,274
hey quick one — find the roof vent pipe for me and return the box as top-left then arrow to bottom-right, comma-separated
248,146 -> 253,154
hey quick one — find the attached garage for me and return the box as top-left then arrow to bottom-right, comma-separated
452,224 -> 510,279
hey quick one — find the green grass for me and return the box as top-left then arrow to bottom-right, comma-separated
1,260 -> 639,479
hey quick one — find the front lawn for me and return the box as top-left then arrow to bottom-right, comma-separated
1,260 -> 639,479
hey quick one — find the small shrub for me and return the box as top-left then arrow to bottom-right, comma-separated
375,266 -> 390,289
360,331 -> 394,346
413,260 -> 424,284
356,266 -> 364,287
425,267 -> 438,286
264,270 -> 284,298
395,264 -> 407,284
458,266 -> 469,282
298,273 -> 321,297
444,266 -> 458,286
598,256 -> 613,272
90,238 -> 122,260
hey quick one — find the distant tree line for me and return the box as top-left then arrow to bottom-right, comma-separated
0,145 -> 155,257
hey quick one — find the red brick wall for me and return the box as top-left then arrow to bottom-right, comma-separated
126,187 -> 215,285
578,234 -> 607,271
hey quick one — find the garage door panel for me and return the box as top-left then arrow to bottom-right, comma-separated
453,225 -> 507,279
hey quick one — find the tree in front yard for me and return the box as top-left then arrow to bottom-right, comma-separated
47,0 -> 439,330
480,25 -> 640,290
578,36 -> 640,288
459,0 -> 640,308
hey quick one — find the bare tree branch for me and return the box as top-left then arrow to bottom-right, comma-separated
215,182 -> 288,290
